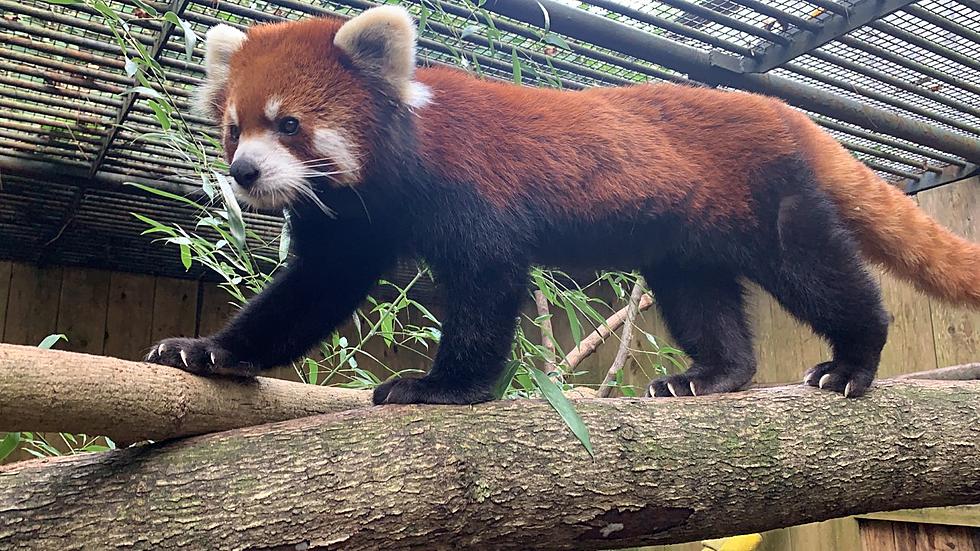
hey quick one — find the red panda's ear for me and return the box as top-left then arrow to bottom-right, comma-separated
334,6 -> 420,105
193,24 -> 247,121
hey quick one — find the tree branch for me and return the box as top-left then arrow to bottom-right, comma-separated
0,344 -> 370,445
597,279 -> 645,397
898,362 -> 980,381
561,293 -> 655,371
1,379 -> 978,549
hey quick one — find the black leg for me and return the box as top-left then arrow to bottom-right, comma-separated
373,260 -> 529,405
641,264 -> 757,397
147,243 -> 396,376
751,191 -> 888,398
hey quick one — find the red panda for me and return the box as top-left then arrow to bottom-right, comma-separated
147,6 -> 980,404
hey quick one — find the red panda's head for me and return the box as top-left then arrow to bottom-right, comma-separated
194,7 -> 431,211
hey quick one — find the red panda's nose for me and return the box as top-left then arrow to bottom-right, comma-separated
230,159 -> 261,189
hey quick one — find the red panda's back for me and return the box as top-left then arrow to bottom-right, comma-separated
414,68 -> 801,227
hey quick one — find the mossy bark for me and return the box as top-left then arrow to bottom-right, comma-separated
2,379 -> 979,550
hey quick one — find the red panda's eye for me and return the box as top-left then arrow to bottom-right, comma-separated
278,117 -> 300,136
229,125 -> 241,142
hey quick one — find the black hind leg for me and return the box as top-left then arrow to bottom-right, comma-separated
641,265 -> 756,397
754,192 -> 888,398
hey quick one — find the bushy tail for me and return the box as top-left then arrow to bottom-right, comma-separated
785,109 -> 980,307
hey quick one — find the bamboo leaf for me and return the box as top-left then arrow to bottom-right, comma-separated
0,433 -> 21,461
511,47 -> 522,85
125,182 -> 206,210
528,368 -> 593,457
179,243 -> 192,270
37,334 -> 67,350
214,173 -> 246,249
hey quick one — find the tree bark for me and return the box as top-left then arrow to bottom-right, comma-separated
0,344 -> 370,445
2,379 -> 978,550
898,362 -> 980,381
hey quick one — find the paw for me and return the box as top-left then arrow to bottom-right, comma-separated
646,370 -> 750,398
145,337 -> 257,377
646,374 -> 701,398
372,376 -> 494,405
803,361 -> 873,398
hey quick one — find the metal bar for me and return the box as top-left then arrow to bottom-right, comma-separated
860,158 -> 919,179
0,33 -> 201,86
841,141 -> 942,173
812,116 -> 967,166
0,0 -> 155,47
803,0 -> 848,16
808,49 -> 980,119
406,0 -> 698,80
870,20 -> 980,72
0,96 -> 106,127
0,119 -> 101,145
727,0 -> 822,32
0,16 -> 203,74
0,74 -> 122,109
482,0 -> 980,162
579,0 -> 754,56
742,0 -> 918,72
90,0 -> 193,178
0,59 -> 127,96
837,35 -> 980,97
783,62 -> 980,135
902,5 -> 980,45
0,47 -> 188,97
903,163 -> 979,194
956,0 -> 980,11
0,84 -> 118,118
652,0 -> 792,45
0,154 -> 200,197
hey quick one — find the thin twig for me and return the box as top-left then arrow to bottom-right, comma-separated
597,278 -> 646,397
533,290 -> 557,373
560,291 -> 655,371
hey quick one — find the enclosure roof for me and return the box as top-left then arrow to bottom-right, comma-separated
1,0 -> 978,279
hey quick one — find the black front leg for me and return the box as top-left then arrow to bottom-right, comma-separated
373,260 -> 529,405
147,242 -> 396,377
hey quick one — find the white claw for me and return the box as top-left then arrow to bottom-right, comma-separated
844,382 -> 853,398
803,372 -> 816,386
666,382 -> 679,397
180,349 -> 189,367
689,381 -> 698,396
158,343 -> 167,355
147,349 -> 157,361
210,352 -> 217,365
819,374 -> 832,389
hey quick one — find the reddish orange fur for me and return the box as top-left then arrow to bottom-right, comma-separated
222,16 -> 979,308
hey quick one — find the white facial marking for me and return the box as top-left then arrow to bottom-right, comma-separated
312,128 -> 361,184
264,96 -> 282,121
232,132 -> 309,210
405,81 -> 433,110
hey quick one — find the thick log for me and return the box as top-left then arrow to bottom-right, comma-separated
2,379 -> 978,550
0,344 -> 370,444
